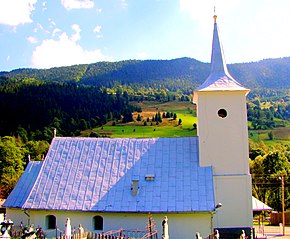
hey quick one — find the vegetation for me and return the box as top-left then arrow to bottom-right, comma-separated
1,57 -> 290,94
82,101 -> 197,138
0,78 -> 139,140
0,136 -> 49,197
250,140 -> 290,211
0,57 -> 289,212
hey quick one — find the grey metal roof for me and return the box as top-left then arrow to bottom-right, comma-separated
5,137 -> 215,213
196,19 -> 249,92
3,161 -> 43,208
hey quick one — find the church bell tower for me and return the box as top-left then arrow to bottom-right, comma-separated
193,15 -> 253,233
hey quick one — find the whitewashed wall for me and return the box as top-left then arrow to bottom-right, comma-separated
195,90 -> 253,228
6,209 -> 212,239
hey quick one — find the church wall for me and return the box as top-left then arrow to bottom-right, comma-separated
6,209 -> 212,239
213,175 -> 253,228
195,90 -> 252,230
196,91 -> 250,175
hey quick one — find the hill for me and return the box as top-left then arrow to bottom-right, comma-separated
1,57 -> 289,90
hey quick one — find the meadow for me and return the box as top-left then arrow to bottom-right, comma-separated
83,101 -> 290,145
84,101 -> 197,138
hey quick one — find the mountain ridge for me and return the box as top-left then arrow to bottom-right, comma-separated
1,57 -> 289,89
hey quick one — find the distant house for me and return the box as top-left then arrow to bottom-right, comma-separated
4,15 -> 252,239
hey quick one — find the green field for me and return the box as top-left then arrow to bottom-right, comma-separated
82,101 -> 290,145
83,101 -> 197,138
90,125 -> 196,138
249,128 -> 290,146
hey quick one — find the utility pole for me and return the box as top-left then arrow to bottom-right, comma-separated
280,176 -> 285,236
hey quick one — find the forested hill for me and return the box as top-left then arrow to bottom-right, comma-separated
1,57 -> 289,89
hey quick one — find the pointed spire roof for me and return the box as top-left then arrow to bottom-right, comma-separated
195,15 -> 249,92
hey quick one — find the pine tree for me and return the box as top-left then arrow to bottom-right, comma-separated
137,114 -> 142,121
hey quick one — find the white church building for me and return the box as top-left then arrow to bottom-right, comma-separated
4,15 -> 253,239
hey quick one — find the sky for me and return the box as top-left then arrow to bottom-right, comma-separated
0,0 -> 289,71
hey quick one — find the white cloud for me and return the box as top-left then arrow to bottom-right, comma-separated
179,0 -> 212,21
93,25 -> 103,38
52,28 -> 62,37
93,25 -> 102,33
96,8 -> 102,13
48,18 -> 56,27
234,0 -> 290,62
42,1 -> 47,11
31,28 -> 113,69
34,23 -> 49,34
61,0 -> 94,10
0,0 -> 37,26
27,36 -> 38,44
137,52 -> 148,60
71,24 -> 81,42
179,0 -> 242,28
119,0 -> 128,9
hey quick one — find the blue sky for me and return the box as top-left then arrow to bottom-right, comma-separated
0,0 -> 289,71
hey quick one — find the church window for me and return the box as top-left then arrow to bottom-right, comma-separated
93,215 -> 103,230
46,215 -> 56,229
218,109 -> 227,118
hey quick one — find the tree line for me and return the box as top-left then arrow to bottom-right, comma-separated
1,57 -> 290,90
0,78 -> 139,141
250,140 -> 290,211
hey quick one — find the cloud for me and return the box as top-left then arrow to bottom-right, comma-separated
71,24 -> 81,42
27,36 -> 38,44
236,0 -> 290,62
52,28 -> 62,37
42,1 -> 47,11
61,0 -> 94,10
137,52 -> 148,60
179,0 -> 242,25
93,25 -> 103,38
0,0 -> 37,26
96,8 -> 102,13
119,0 -> 128,9
179,0 -> 212,21
93,25 -> 102,33
31,25 -> 113,69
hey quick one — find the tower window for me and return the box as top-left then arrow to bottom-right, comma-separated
93,215 -> 103,230
46,215 -> 56,229
218,109 -> 227,118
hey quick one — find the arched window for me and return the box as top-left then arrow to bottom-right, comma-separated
93,216 -> 103,231
46,215 -> 56,229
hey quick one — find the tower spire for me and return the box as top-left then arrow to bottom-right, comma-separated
213,6 -> 217,24
194,14 -> 249,92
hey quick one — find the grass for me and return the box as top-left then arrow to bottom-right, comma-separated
90,125 -> 196,138
81,101 -> 290,145
249,128 -> 290,146
82,101 -> 197,138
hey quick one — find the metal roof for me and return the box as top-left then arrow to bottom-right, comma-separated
195,18 -> 249,92
3,161 -> 43,208
252,196 -> 272,211
4,137 -> 215,213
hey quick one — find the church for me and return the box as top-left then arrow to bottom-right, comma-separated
4,15 -> 253,239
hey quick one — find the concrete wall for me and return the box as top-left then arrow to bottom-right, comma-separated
195,90 -> 253,229
213,175 -> 253,228
6,209 -> 212,239
196,91 -> 250,175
